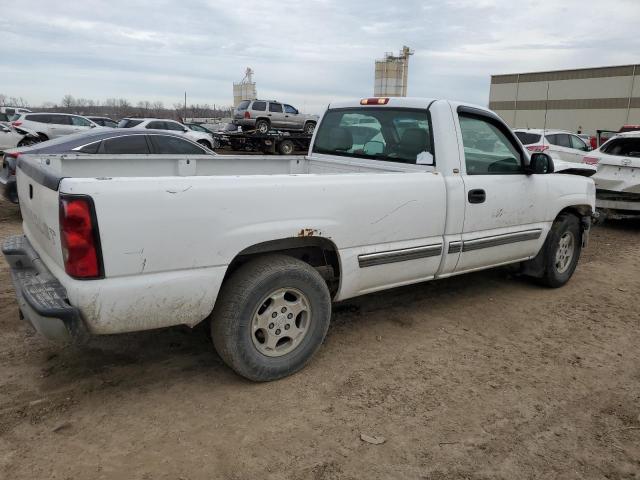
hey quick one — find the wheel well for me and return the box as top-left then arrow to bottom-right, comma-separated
197,139 -> 212,148
224,237 -> 341,296
255,117 -> 270,125
558,205 -> 592,219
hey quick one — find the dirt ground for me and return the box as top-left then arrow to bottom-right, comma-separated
0,195 -> 639,480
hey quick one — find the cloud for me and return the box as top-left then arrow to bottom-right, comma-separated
0,0 -> 638,113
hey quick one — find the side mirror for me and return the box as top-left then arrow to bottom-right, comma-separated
528,152 -> 554,174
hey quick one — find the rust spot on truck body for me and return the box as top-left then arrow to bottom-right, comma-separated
298,228 -> 320,237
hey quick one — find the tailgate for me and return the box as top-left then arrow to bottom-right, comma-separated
16,156 -> 65,270
594,156 -> 640,194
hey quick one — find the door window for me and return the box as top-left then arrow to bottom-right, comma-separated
146,121 -> 165,129
149,135 -> 208,154
546,134 -> 571,148
284,104 -> 298,114
458,115 -> 522,174
100,135 -> 150,154
50,114 -> 72,125
164,121 -> 186,131
269,103 -> 283,113
71,116 -> 92,127
570,135 -> 588,151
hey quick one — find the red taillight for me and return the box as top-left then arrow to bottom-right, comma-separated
583,156 -> 599,165
59,196 -> 102,279
12,121 -> 22,127
526,145 -> 549,152
360,97 -> 389,105
244,111 -> 251,119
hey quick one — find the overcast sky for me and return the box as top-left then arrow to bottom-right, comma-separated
1,0 -> 639,114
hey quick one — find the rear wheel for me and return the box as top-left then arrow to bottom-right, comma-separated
278,139 -> 294,155
211,254 -> 331,381
304,122 -> 316,135
538,213 -> 582,288
255,119 -> 270,134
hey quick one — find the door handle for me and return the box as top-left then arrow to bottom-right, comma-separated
267,114 -> 272,116
468,189 -> 486,204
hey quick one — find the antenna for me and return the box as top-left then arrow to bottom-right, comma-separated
542,81 -> 550,138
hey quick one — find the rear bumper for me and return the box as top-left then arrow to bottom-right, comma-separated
596,189 -> 640,212
2,235 -> 87,342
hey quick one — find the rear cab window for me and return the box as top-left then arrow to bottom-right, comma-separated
313,107 -> 433,164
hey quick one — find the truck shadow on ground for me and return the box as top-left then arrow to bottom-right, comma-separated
30,266 -> 534,394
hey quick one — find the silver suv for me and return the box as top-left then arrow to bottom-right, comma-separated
233,100 -> 318,134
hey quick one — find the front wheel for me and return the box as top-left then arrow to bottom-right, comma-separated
197,139 -> 212,150
211,254 -> 331,381
538,213 -> 582,288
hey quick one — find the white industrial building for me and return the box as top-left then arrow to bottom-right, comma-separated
233,67 -> 257,107
489,64 -> 640,135
374,46 -> 413,97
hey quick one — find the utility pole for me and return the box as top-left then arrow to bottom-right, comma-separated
184,91 -> 187,122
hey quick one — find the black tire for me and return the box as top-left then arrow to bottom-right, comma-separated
17,138 -> 39,147
304,122 -> 316,135
211,254 -> 331,381
538,213 -> 582,288
255,119 -> 270,134
278,139 -> 295,155
197,139 -> 212,150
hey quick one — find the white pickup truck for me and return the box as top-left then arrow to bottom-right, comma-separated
3,97 -> 595,381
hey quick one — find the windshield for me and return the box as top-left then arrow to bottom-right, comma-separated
312,108 -> 432,164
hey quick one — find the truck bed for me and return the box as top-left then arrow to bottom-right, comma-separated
19,153 -> 429,183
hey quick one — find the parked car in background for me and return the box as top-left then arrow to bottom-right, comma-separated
514,129 -> 590,163
0,106 -> 32,120
11,112 -> 99,141
118,118 -> 214,150
583,131 -> 640,219
88,116 -> 118,128
233,100 -> 318,134
0,128 -> 215,203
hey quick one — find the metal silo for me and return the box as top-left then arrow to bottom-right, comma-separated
233,68 -> 257,107
374,46 -> 413,97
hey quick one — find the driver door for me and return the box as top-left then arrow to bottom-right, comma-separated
454,108 -> 548,273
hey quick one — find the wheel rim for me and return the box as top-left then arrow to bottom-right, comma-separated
555,231 -> 575,274
282,143 -> 293,154
305,124 -> 315,134
257,122 -> 268,133
251,287 -> 311,357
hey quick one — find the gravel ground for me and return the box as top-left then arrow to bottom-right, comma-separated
0,195 -> 639,479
